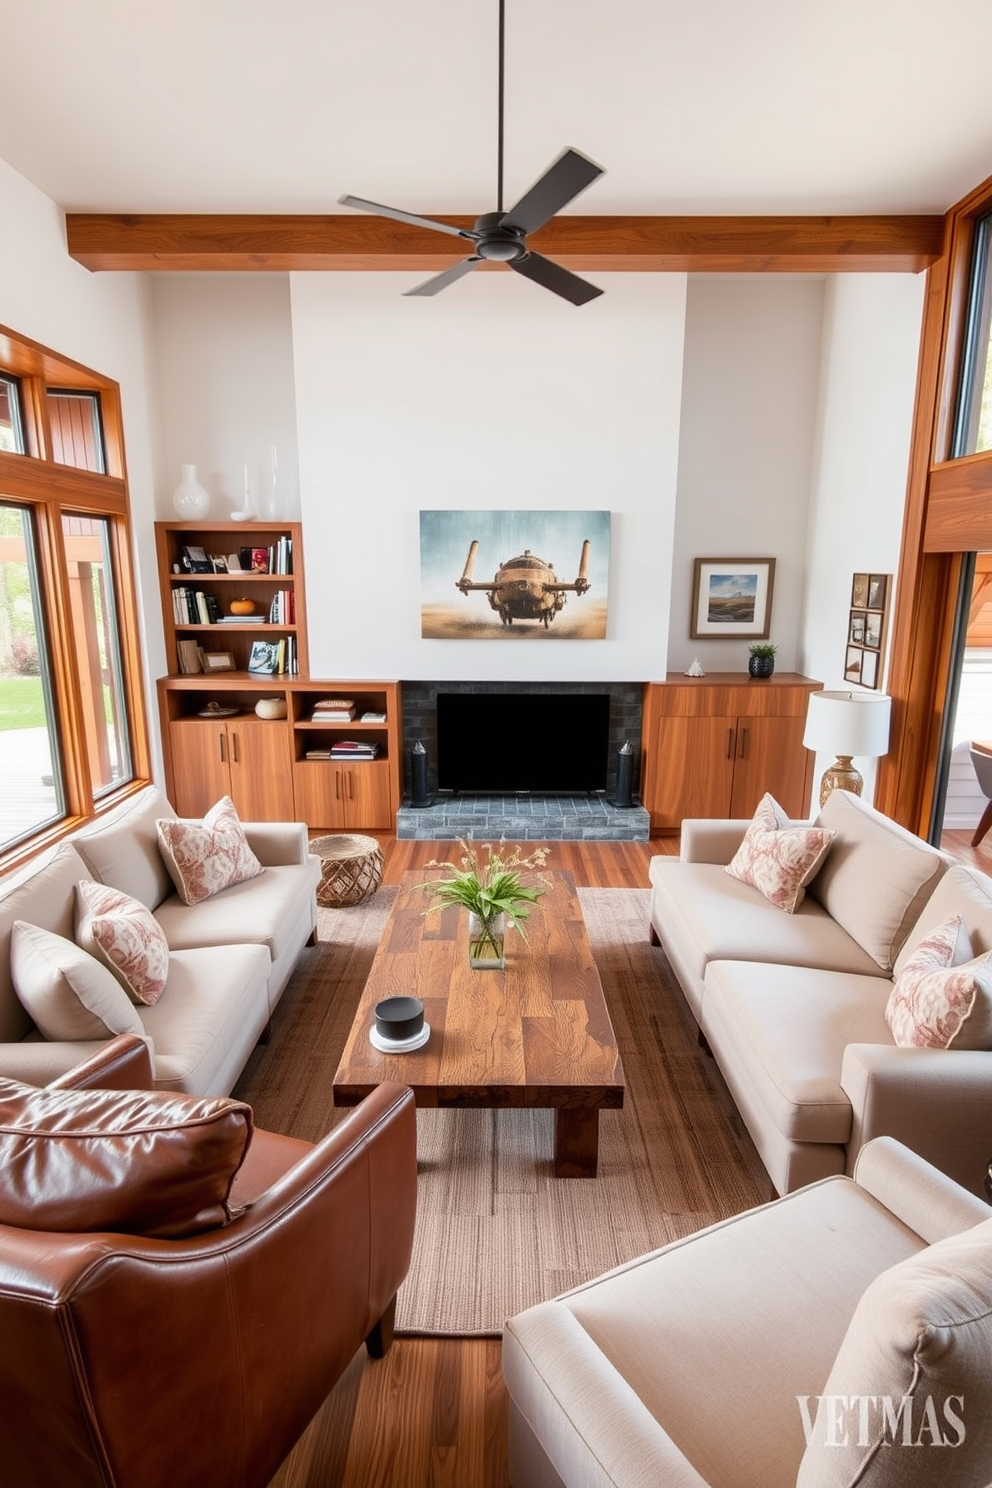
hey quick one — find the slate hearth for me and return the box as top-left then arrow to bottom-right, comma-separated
395,793 -> 650,841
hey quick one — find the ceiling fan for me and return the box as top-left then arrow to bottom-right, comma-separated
338,0 -> 605,305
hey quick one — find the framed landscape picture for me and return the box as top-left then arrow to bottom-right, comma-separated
690,557 -> 776,639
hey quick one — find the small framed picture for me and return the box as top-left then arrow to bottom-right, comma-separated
181,544 -> 212,573
202,651 -> 235,672
860,649 -> 879,688
849,611 -> 866,644
247,639 -> 280,675
209,554 -> 228,573
251,547 -> 270,574
867,574 -> 888,610
690,556 -> 776,639
864,613 -> 882,649
845,646 -> 863,683
225,551 -> 244,572
851,572 -> 870,608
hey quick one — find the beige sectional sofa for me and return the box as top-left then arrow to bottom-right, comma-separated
649,788 -> 992,1196
503,1137 -> 992,1488
0,786 -> 320,1093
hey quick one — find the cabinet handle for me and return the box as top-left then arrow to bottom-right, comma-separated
726,727 -> 734,760
349,771 -> 354,800
739,727 -> 747,759
219,733 -> 226,764
335,771 -> 341,801
231,732 -> 240,764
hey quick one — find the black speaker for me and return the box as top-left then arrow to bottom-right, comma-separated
612,740 -> 634,808
410,740 -> 432,808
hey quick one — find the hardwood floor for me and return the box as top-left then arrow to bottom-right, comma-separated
268,835 -> 675,1488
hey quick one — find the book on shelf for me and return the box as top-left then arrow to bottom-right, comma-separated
176,639 -> 202,674
311,699 -> 356,721
360,710 -> 387,723
304,748 -> 333,760
329,740 -> 379,759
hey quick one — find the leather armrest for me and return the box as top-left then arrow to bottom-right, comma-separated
46,1034 -> 155,1092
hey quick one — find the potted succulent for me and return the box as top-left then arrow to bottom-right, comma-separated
748,642 -> 777,679
419,839 -> 550,968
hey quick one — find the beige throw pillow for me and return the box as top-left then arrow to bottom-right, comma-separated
75,879 -> 169,1007
725,793 -> 835,913
156,796 -> 263,906
797,1218 -> 992,1486
884,914 -> 992,1049
10,921 -> 145,1042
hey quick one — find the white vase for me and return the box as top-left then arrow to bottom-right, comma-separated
171,464 -> 209,520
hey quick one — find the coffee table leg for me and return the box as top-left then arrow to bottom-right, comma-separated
554,1108 -> 599,1178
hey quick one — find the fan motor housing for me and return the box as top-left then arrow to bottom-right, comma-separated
473,212 -> 527,262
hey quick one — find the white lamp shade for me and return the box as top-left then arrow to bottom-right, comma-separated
803,690 -> 892,759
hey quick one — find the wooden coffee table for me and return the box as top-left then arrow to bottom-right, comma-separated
332,870 -> 625,1177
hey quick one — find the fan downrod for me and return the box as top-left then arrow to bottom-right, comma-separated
472,212 -> 526,262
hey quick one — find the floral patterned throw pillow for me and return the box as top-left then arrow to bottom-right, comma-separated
75,879 -> 170,1006
726,793 -> 836,914
156,796 -> 263,907
885,914 -> 992,1048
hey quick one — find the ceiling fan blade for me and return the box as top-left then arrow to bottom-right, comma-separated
499,148 -> 604,236
404,257 -> 483,297
338,194 -> 476,242
510,252 -> 602,306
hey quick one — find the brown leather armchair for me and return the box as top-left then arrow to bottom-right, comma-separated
0,1034 -> 417,1488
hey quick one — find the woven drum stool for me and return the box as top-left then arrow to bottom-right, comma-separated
311,834 -> 384,908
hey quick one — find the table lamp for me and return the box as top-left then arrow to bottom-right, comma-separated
802,690 -> 892,807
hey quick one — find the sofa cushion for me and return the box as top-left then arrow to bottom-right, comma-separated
0,1076 -> 253,1238
75,879 -> 169,1006
895,863 -> 992,974
703,960 -> 893,1143
0,843 -> 91,1043
726,793 -> 835,913
72,786 -> 177,911
10,922 -> 146,1043
885,916 -> 992,1051
156,797 -> 263,906
797,1218 -> 992,1486
650,860 -> 886,990
140,942 -> 272,1095
153,864 -> 313,966
808,791 -> 948,972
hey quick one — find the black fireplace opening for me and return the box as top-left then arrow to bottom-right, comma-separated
436,691 -> 610,795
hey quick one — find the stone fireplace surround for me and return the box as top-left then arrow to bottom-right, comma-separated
395,680 -> 650,841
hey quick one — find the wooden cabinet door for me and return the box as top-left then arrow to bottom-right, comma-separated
730,715 -> 811,819
338,761 -> 392,829
227,717 -> 295,821
168,719 -> 230,817
648,715 -> 737,830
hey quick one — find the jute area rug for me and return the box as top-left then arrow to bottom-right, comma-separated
233,886 -> 769,1336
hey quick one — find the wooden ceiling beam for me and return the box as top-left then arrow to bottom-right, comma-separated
65,212 -> 944,274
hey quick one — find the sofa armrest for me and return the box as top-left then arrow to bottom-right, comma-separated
842,1042 -> 992,1200
46,1033 -> 154,1093
241,820 -> 311,867
678,819 -> 751,864
852,1135 -> 990,1242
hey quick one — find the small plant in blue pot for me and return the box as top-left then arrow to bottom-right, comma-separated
748,642 -> 777,678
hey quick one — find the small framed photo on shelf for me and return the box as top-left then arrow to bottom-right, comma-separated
690,556 -> 776,639
247,639 -> 281,675
202,651 -> 236,672
209,554 -> 228,573
225,551 -> 244,572
250,547 -> 270,574
181,544 -> 212,573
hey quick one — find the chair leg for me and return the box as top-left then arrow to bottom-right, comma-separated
972,798 -> 992,847
365,1294 -> 397,1359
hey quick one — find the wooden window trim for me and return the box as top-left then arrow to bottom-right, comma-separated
0,324 -> 150,874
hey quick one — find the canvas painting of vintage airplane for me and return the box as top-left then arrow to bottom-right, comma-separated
419,510 -> 610,639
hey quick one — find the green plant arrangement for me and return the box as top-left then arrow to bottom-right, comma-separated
419,839 -> 550,967
748,641 -> 777,678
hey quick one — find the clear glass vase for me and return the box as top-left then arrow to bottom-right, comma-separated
467,911 -> 506,969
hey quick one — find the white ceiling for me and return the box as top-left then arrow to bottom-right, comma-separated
2,0 -> 991,218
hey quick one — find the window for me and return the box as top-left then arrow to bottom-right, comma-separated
0,323 -> 148,865
953,211 -> 992,456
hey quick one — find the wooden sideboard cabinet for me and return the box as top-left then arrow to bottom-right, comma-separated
641,673 -> 822,834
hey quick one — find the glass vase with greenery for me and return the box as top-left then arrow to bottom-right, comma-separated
419,840 -> 550,967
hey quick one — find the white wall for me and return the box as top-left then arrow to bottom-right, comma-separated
668,277 -> 825,674
0,154 -> 165,769
149,276 -> 300,521
290,271 -> 688,681
800,273 -> 927,803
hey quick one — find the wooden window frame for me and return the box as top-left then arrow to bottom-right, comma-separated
0,322 -> 150,872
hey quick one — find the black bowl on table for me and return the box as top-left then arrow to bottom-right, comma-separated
374,996 -> 425,1044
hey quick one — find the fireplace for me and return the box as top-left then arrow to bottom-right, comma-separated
400,681 -> 643,799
